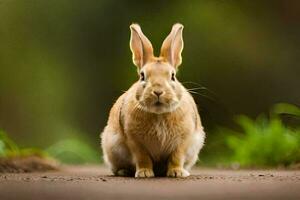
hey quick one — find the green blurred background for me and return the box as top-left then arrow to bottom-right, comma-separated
0,0 -> 300,166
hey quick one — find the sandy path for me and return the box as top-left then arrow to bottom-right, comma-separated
0,166 -> 300,200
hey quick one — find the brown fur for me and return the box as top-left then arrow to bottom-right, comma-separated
101,23 -> 205,178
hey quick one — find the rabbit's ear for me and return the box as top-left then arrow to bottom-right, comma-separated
160,23 -> 184,69
130,24 -> 154,68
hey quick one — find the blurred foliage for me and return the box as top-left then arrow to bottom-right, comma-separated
227,115 -> 300,167
271,103 -> 300,117
0,129 -> 100,164
202,103 -> 300,167
46,139 -> 100,164
0,130 -> 47,158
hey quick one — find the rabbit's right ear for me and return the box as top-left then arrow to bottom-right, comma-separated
130,24 -> 154,69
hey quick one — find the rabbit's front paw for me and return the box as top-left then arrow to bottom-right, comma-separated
135,168 -> 155,178
167,168 -> 190,178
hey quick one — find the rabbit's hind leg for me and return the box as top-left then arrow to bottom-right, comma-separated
102,130 -> 135,177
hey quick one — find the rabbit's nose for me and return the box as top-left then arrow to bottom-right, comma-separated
153,90 -> 163,97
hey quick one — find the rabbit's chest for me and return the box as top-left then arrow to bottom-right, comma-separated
128,117 -> 186,160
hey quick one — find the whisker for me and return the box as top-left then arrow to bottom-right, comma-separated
182,81 -> 204,87
187,90 -> 217,102
187,88 -> 217,97
187,87 -> 208,91
182,81 -> 217,96
183,81 -> 234,116
188,91 -> 200,94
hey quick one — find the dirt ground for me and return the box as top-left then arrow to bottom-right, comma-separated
0,166 -> 300,200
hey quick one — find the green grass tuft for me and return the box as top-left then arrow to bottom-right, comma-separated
0,130 -> 48,158
46,139 -> 100,164
226,115 -> 300,167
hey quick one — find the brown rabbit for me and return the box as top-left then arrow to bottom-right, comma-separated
101,23 -> 205,178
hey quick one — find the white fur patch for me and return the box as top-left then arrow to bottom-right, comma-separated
184,130 -> 205,170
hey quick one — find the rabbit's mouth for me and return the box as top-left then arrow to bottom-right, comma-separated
154,101 -> 163,107
137,94 -> 180,114
139,99 -> 180,114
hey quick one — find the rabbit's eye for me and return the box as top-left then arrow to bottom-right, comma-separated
171,72 -> 176,81
140,72 -> 145,81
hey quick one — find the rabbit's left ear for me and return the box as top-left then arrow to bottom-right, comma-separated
160,23 -> 184,69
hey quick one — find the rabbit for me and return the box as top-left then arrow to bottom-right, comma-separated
101,23 -> 205,178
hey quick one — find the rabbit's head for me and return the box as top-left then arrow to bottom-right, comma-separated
130,23 -> 185,114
